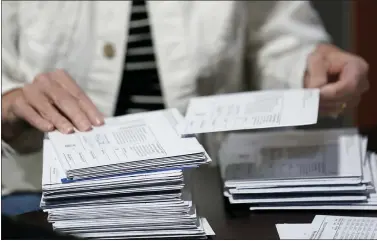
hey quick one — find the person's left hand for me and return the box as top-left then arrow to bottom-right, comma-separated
304,43 -> 369,118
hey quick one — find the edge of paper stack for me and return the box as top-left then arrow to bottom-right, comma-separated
219,128 -> 377,211
40,109 -> 215,239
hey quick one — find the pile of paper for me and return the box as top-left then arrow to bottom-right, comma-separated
219,128 -> 377,210
40,109 -> 214,239
276,215 -> 377,239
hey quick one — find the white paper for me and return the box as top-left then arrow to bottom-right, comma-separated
223,135 -> 362,184
226,178 -> 363,189
179,89 -> 319,135
276,223 -> 311,239
227,193 -> 367,204
42,139 -> 184,189
230,184 -> 368,194
309,215 -> 377,239
42,139 -> 66,186
47,109 -> 204,173
41,110 -> 214,240
252,205 -> 377,211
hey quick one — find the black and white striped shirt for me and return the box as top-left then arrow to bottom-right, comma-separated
114,0 -> 164,116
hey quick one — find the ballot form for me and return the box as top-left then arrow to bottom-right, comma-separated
310,215 -> 377,239
276,215 -> 377,240
47,109 -> 209,180
179,89 -> 319,135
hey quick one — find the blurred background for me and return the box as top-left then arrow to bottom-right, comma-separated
311,0 -> 376,132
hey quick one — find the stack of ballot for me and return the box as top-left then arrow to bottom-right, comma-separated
219,128 -> 377,210
40,109 -> 214,239
276,215 -> 377,239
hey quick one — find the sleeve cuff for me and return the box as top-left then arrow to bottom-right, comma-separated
286,44 -> 318,89
1,81 -> 24,96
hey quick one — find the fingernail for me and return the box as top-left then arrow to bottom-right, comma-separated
47,124 -> 54,131
64,126 -> 74,134
80,122 -> 92,131
96,118 -> 104,125
85,126 -> 93,131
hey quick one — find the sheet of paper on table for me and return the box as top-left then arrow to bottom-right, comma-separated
276,223 -> 312,239
178,89 -> 320,135
276,215 -> 377,239
310,215 -> 377,239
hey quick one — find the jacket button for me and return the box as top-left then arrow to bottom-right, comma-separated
103,43 -> 115,59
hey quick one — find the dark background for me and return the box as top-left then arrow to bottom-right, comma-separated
309,0 -> 352,129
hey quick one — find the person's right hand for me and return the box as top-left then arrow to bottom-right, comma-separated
2,69 -> 105,134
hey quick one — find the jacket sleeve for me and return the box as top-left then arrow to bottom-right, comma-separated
248,1 -> 331,90
2,1 -> 28,95
2,2 -> 40,155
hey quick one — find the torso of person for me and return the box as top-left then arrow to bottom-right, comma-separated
8,1 -> 254,117
2,1 -> 328,193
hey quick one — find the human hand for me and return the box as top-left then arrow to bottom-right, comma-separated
2,69 -> 104,136
304,44 -> 369,118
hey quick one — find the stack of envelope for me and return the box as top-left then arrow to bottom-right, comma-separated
219,128 -> 377,211
40,109 -> 214,239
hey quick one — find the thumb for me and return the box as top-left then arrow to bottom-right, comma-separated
304,52 -> 328,88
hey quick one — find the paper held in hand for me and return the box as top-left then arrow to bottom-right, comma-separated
178,89 -> 320,135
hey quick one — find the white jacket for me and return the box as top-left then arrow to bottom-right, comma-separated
1,1 -> 330,193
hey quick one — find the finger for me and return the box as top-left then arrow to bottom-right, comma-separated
305,52 -> 328,88
320,99 -> 348,108
39,77 -> 92,132
320,61 -> 363,101
53,69 -> 104,126
23,83 -> 74,134
319,103 -> 342,114
11,95 -> 54,132
321,96 -> 360,113
327,53 -> 370,93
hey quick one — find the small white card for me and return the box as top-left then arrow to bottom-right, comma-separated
276,223 -> 311,239
179,89 -> 319,135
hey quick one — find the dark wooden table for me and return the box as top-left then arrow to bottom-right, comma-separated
16,166 -> 377,239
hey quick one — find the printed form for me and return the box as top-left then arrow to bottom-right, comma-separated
309,215 -> 377,239
179,89 -> 319,135
42,139 -> 184,191
276,215 -> 377,240
223,135 -> 362,182
47,109 -> 203,173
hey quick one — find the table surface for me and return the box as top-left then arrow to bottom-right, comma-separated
18,166 -> 377,240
